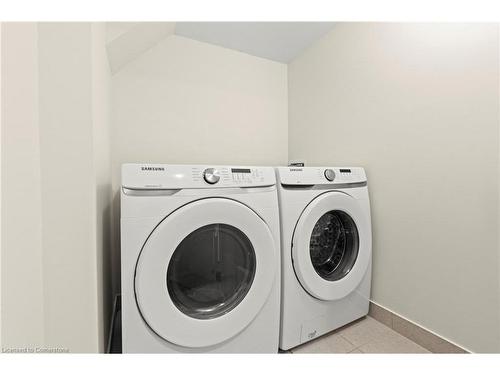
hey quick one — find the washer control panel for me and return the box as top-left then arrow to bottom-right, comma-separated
277,166 -> 366,186
122,164 -> 276,190
230,167 -> 265,184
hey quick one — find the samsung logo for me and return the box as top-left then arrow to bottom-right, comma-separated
141,166 -> 165,171
289,168 -> 303,172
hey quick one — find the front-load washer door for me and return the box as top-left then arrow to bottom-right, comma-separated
134,197 -> 277,348
292,191 -> 371,301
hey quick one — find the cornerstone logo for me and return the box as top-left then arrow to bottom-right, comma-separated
2,347 -> 70,353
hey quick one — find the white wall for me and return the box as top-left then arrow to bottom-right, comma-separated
0,21 -> 2,349
288,23 -> 500,353
91,23 -> 113,353
110,34 -> 288,295
1,22 -> 112,353
38,22 -> 98,353
1,23 -> 45,349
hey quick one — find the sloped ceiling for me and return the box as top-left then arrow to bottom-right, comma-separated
106,22 -> 176,73
175,22 -> 334,63
106,22 -> 335,73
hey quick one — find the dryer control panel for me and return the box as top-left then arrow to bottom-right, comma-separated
122,164 -> 276,190
277,166 -> 366,186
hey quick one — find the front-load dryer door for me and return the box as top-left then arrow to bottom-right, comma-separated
134,198 -> 277,349
292,191 -> 371,301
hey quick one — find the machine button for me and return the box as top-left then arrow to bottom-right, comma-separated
203,168 -> 220,184
324,169 -> 336,181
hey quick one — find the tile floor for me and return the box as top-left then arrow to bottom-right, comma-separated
289,316 -> 430,353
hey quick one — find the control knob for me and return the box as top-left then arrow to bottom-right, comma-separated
203,168 -> 220,184
324,169 -> 336,181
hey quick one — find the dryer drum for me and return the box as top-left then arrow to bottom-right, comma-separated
166,223 -> 256,320
309,210 -> 359,282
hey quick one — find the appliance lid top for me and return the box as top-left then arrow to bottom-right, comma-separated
277,166 -> 366,186
122,164 -> 276,190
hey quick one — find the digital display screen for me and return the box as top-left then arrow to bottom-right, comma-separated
340,169 -> 351,173
231,168 -> 251,174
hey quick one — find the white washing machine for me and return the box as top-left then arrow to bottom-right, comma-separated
121,164 -> 281,353
276,166 -> 372,350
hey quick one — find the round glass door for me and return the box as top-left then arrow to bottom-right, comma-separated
134,197 -> 277,348
291,191 -> 371,301
309,210 -> 359,281
167,224 -> 256,319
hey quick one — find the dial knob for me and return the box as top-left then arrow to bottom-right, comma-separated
203,168 -> 220,184
324,169 -> 336,181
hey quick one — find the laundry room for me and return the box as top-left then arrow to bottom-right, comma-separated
1,2 -> 500,372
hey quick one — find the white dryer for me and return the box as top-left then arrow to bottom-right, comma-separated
121,164 -> 281,353
276,167 -> 372,350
